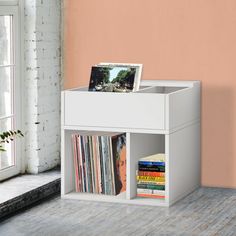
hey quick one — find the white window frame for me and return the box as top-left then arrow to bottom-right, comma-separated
0,1 -> 23,181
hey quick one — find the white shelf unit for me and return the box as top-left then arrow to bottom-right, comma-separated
61,80 -> 200,207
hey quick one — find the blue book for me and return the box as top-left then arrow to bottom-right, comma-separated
138,161 -> 165,166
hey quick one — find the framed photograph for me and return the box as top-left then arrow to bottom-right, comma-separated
88,63 -> 143,92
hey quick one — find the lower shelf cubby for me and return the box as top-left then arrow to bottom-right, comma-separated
62,130 -> 127,196
62,129 -> 169,206
126,133 -> 167,205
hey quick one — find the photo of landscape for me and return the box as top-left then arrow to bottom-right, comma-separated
88,66 -> 136,92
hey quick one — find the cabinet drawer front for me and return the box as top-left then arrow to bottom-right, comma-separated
64,91 -> 165,130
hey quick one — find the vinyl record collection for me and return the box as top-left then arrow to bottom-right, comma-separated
72,133 -> 126,196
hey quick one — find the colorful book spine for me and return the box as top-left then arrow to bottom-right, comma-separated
138,171 -> 165,177
138,165 -> 165,172
137,181 -> 164,185
137,188 -> 165,195
137,176 -> 165,182
138,161 -> 165,166
137,183 -> 165,191
137,194 -> 165,199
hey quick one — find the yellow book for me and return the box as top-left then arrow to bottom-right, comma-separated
137,176 -> 165,182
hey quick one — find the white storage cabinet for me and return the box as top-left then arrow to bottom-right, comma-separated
61,80 -> 201,206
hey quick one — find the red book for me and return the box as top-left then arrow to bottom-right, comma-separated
137,194 -> 165,199
138,171 -> 165,177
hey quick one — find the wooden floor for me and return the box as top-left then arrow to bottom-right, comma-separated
0,187 -> 235,236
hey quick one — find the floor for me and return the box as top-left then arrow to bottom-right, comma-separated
0,169 -> 60,204
0,187 -> 235,236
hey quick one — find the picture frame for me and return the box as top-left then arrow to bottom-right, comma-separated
99,63 -> 143,92
88,63 -> 143,92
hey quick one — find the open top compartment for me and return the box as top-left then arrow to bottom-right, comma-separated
136,86 -> 187,94
62,80 -> 200,132
69,85 -> 151,92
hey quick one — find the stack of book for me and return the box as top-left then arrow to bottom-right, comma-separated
72,133 -> 126,196
137,153 -> 165,199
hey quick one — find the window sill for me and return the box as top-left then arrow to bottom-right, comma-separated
0,169 -> 60,219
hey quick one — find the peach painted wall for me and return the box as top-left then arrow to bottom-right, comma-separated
64,0 -> 236,188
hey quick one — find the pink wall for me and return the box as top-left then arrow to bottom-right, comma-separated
64,0 -> 236,188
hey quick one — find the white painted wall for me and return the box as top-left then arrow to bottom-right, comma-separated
24,0 -> 61,173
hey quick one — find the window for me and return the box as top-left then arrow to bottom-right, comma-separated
0,3 -> 21,181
